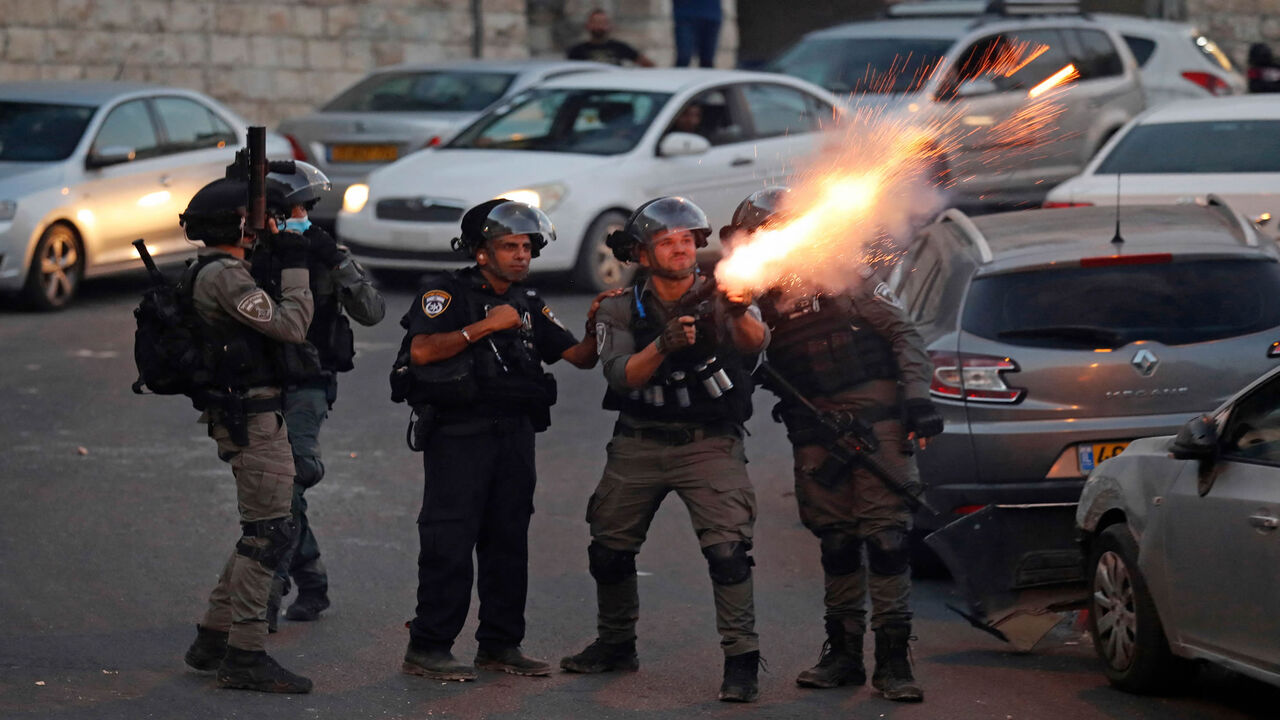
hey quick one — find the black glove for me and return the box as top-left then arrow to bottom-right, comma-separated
654,317 -> 695,354
272,230 -> 310,269
904,398 -> 944,439
305,226 -> 343,269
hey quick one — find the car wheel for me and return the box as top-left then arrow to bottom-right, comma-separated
572,210 -> 634,292
22,223 -> 84,311
1087,524 -> 1193,694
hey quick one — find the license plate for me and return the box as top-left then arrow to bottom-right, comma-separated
328,144 -> 398,163
1079,442 -> 1130,473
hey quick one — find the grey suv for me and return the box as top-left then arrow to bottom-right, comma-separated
891,200 -> 1280,531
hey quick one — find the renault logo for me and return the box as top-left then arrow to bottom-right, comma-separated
1131,349 -> 1159,377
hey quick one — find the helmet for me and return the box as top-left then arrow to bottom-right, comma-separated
721,186 -> 791,240
606,196 -> 710,262
179,177 -> 246,246
266,160 -> 330,212
451,198 -> 556,258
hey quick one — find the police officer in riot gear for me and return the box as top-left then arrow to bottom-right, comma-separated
401,199 -> 613,681
560,197 -> 770,703
254,162 -> 386,631
177,176 -> 314,693
728,187 -> 942,702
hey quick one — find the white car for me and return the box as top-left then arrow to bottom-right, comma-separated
336,69 -> 842,291
1044,95 -> 1280,233
0,81 -> 290,310
1094,13 -> 1245,106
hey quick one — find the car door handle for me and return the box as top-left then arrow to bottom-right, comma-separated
1248,513 -> 1279,530
158,174 -> 173,187
731,157 -> 754,167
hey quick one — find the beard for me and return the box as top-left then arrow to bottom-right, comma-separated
589,29 -> 608,40
649,256 -> 697,280
490,264 -> 530,283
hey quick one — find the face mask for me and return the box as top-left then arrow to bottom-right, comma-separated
284,217 -> 312,234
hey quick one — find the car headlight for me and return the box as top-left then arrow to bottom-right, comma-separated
343,184 -> 370,214
0,200 -> 16,221
496,183 -> 568,213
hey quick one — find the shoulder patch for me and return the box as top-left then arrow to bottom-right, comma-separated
526,289 -> 538,297
236,290 -> 274,323
595,322 -> 607,355
421,290 -> 452,318
541,304 -> 567,330
872,281 -> 904,310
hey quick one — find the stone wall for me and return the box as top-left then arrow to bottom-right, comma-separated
528,0 -> 738,69
1179,0 -> 1280,67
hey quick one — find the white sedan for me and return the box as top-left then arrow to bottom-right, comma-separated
1044,96 -> 1280,233
336,69 -> 842,291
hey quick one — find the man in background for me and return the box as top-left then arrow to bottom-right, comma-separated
568,9 -> 655,67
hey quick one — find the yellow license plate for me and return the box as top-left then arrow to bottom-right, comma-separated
329,144 -> 398,163
1079,442 -> 1130,472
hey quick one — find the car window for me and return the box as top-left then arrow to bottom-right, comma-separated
962,259 -> 1280,349
448,88 -> 670,156
1122,35 -> 1157,67
323,71 -> 516,113
1097,121 -> 1280,174
665,87 -> 747,146
941,29 -> 1071,97
153,96 -> 237,152
93,99 -> 161,159
1222,376 -> 1280,465
1071,29 -> 1124,79
741,83 -> 829,138
767,36 -> 953,95
0,101 -> 95,161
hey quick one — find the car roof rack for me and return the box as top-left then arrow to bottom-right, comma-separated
1202,194 -> 1259,247
938,208 -> 994,263
884,0 -> 1082,19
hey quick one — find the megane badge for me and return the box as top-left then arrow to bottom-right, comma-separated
1131,349 -> 1159,377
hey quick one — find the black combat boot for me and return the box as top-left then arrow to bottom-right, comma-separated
216,647 -> 312,693
402,642 -> 477,682
718,650 -> 760,703
183,624 -> 228,672
475,645 -> 552,676
284,593 -> 330,622
559,638 -> 639,673
796,619 -> 866,688
872,624 -> 923,702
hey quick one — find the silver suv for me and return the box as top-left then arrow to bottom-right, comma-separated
768,0 -> 1145,207
891,200 -> 1280,531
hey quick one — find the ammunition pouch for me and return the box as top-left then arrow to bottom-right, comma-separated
406,405 -> 436,452
204,391 -> 283,447
326,312 -> 356,372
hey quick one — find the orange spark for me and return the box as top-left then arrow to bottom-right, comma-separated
1028,64 -> 1079,98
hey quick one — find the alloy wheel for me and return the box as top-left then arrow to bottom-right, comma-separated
1092,549 -> 1137,670
39,229 -> 80,306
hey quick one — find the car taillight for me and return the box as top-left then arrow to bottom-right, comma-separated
1080,252 -> 1172,268
1042,201 -> 1094,208
284,134 -> 308,161
423,135 -> 442,148
952,504 -> 985,516
1181,71 -> 1232,96
929,351 -> 1025,404
1269,341 -> 1280,358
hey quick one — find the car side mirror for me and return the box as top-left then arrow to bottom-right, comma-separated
658,132 -> 710,158
955,78 -> 999,98
1170,414 -> 1219,461
86,145 -> 136,169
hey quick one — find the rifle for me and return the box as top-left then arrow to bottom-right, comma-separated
756,362 -> 940,516
133,238 -> 165,285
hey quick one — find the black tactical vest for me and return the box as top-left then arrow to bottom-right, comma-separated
192,257 -> 282,392
759,289 -> 897,397
602,281 -> 755,425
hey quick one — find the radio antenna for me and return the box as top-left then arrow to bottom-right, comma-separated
1111,172 -> 1124,245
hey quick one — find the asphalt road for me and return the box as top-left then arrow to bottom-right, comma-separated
1,272 -> 1276,720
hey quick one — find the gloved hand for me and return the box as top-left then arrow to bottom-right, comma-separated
305,226 -> 343,269
272,230 -> 310,269
904,398 -> 944,439
654,315 -> 697,354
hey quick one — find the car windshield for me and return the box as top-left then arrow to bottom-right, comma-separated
0,102 -> 95,161
323,71 -> 516,113
767,37 -> 953,94
1096,121 -> 1280,173
446,88 -> 670,156
963,259 -> 1280,348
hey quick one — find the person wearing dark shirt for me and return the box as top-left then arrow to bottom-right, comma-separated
567,9 -> 655,67
673,0 -> 722,68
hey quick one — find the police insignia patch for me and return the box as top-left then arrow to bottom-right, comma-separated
542,305 -> 567,330
236,290 -> 273,322
873,282 -> 904,309
421,290 -> 451,318
595,322 -> 607,355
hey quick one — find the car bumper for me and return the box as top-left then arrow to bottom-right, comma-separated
0,219 -> 34,293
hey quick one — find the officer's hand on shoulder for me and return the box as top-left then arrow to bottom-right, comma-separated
273,230 -> 310,269
305,226 -> 343,269
485,304 -> 522,331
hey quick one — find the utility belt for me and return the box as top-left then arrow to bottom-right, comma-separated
202,389 -> 283,448
613,420 -> 741,446
405,404 -> 531,451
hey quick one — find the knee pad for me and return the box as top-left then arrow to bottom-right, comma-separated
866,528 -> 910,576
587,542 -> 636,585
293,456 -> 325,489
702,541 -> 754,585
236,516 -> 297,570
819,532 -> 863,576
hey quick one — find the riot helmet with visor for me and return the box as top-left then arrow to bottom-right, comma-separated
606,196 -> 710,262
452,198 -> 556,258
